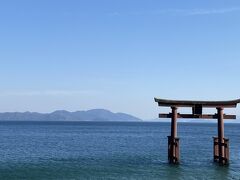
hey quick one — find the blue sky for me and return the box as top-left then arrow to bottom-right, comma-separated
0,0 -> 240,119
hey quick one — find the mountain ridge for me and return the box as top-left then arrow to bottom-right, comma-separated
0,109 -> 142,122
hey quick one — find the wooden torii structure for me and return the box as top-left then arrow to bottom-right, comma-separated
154,98 -> 240,165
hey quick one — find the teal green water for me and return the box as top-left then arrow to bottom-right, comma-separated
0,121 -> 239,179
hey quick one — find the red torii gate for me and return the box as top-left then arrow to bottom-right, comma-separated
154,98 -> 240,165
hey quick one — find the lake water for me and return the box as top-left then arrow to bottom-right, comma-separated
0,121 -> 239,179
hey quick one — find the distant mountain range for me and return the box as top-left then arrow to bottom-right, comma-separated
0,109 -> 142,122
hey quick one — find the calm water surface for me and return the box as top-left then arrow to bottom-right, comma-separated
0,121 -> 239,180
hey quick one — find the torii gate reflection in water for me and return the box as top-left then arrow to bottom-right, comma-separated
154,98 -> 240,165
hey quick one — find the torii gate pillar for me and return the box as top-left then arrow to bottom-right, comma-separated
213,107 -> 229,165
168,107 -> 180,164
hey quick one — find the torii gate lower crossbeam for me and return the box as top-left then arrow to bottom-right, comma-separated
154,98 -> 240,165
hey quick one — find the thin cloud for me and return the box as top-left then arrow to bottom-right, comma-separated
109,7 -> 240,17
187,7 -> 240,15
0,90 -> 100,96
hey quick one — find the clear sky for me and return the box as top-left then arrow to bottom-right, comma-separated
0,0 -> 240,119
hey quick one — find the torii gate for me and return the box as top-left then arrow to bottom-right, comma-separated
154,98 -> 240,165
